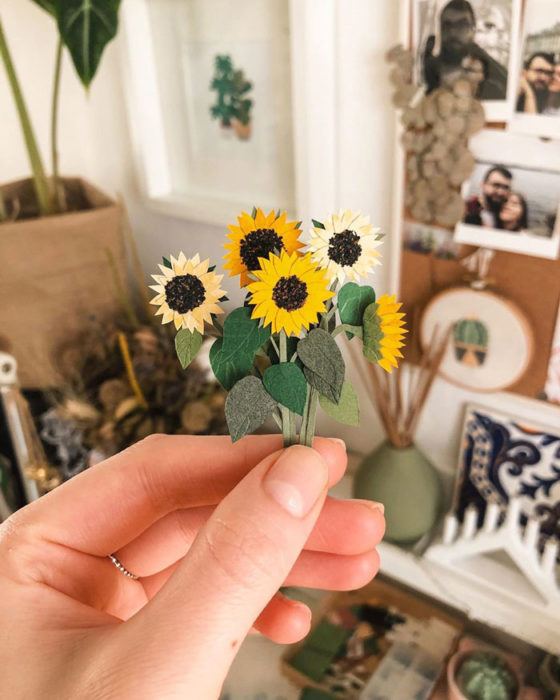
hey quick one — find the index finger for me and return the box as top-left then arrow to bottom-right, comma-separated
11,435 -> 347,556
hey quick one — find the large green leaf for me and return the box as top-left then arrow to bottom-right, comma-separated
263,363 -> 307,415
55,0 -> 121,87
209,338 -> 253,391
174,329 -> 203,369
222,307 -> 271,356
225,376 -> 277,442
31,0 -> 56,16
338,283 -> 376,339
297,328 -> 345,403
319,380 -> 360,426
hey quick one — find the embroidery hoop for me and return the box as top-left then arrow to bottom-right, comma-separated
419,286 -> 534,392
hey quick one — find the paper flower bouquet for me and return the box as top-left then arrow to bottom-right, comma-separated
149,208 -> 406,446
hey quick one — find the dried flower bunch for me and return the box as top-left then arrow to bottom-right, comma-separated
150,208 -> 407,447
387,44 -> 485,227
49,318 -> 228,474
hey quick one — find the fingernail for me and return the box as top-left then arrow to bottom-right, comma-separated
263,445 -> 328,518
353,499 -> 385,515
327,437 -> 346,449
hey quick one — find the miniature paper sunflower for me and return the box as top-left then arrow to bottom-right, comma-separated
363,294 -> 407,373
149,253 -> 225,333
247,250 -> 333,336
224,208 -> 304,287
308,209 -> 383,283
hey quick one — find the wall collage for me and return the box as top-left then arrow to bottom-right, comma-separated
391,0 -> 560,554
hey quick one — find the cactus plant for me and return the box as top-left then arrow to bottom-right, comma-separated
209,54 -> 253,131
456,652 -> 518,700
453,317 -> 489,367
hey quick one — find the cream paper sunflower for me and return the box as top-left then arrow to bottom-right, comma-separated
149,253 -> 225,333
308,209 -> 383,284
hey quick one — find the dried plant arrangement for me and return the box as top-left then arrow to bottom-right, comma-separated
386,44 -> 485,228
348,326 -> 450,449
149,208 -> 407,447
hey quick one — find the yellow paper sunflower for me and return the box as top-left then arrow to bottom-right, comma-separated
224,208 -> 304,287
309,209 -> 383,284
149,252 -> 225,333
247,250 -> 334,336
363,294 -> 407,373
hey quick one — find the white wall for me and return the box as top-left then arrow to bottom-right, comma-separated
2,0 -> 558,469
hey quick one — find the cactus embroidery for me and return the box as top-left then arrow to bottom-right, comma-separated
454,317 -> 489,367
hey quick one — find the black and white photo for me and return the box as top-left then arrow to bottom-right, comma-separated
413,0 -> 521,120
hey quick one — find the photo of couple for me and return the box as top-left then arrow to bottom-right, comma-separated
463,166 -> 529,232
414,0 -> 519,120
455,150 -> 560,259
516,1 -> 560,118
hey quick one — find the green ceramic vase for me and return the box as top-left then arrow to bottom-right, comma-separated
353,441 -> 442,544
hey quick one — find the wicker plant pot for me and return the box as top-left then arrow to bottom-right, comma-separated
0,177 -> 124,388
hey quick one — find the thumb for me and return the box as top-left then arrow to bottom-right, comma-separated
118,444 -> 332,695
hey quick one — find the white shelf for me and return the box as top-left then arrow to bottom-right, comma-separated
331,476 -> 560,655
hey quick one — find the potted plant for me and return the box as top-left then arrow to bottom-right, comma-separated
210,54 -> 253,140
0,1 -> 124,389
447,645 -> 522,700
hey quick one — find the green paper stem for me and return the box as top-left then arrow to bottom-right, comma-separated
332,323 -> 363,339
269,334 -> 280,357
279,330 -> 297,446
302,387 -> 319,447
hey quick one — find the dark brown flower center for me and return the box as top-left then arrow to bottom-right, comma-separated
272,275 -> 308,311
165,274 -> 206,313
240,228 -> 284,271
328,230 -> 362,266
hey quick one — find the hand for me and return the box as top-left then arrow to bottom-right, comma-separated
0,435 -> 384,699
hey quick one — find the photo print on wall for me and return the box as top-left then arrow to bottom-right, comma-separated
510,0 -> 560,138
454,130 -> 560,259
412,0 -> 522,120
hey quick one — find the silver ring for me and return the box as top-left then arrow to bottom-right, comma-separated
108,553 -> 139,580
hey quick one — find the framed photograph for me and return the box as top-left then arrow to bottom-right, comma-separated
454,130 -> 560,259
412,0 -> 522,121
453,403 -> 560,556
510,0 -> 560,138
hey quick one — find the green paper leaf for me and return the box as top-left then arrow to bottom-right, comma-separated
31,0 -> 56,16
362,302 -> 384,363
263,363 -> 307,415
162,256 -> 172,269
312,218 -> 326,230
209,338 -> 253,391
222,306 -> 271,356
56,0 -> 121,88
174,329 -> 203,369
319,380 -> 360,426
338,283 -> 376,339
225,376 -> 277,442
297,328 -> 345,403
